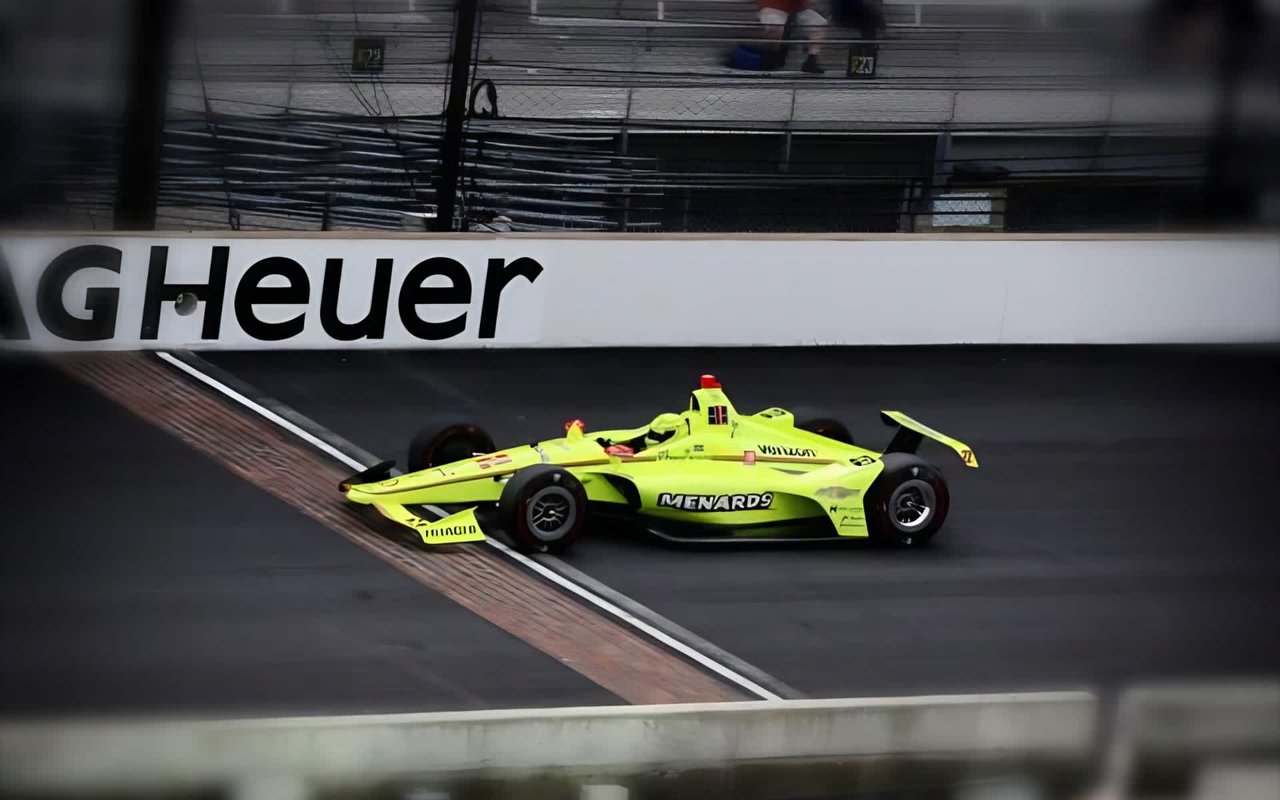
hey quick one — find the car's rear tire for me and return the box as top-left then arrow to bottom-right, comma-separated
797,416 -> 856,446
407,422 -> 495,472
498,465 -> 588,554
865,454 -> 949,547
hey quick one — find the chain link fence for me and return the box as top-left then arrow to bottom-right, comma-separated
0,0 -> 1274,232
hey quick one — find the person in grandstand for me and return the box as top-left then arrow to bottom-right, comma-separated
757,0 -> 828,74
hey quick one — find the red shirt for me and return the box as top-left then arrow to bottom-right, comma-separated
758,0 -> 811,13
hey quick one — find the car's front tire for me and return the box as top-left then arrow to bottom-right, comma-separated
407,422 -> 496,472
498,465 -> 588,554
865,454 -> 950,546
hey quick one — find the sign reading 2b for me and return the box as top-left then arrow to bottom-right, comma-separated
846,44 -> 878,78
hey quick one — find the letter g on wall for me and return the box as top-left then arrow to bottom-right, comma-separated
37,245 -> 122,342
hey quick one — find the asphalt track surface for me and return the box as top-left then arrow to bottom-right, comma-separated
0,358 -> 617,716
208,346 -> 1280,700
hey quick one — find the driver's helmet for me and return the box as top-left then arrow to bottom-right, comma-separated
645,412 -> 684,446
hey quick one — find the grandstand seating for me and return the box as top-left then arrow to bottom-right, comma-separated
12,0 -> 1276,232
162,0 -> 1171,128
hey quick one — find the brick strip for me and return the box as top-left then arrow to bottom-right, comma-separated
61,352 -> 742,706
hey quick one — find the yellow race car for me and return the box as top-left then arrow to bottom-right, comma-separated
340,375 -> 978,554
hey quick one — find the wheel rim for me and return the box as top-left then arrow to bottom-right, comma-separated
889,479 -> 935,531
526,486 -> 577,542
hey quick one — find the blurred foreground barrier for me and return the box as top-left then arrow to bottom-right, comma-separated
1107,681 -> 1280,800
0,693 -> 1097,799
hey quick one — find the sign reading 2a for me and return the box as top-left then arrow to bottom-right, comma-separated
353,37 -> 385,73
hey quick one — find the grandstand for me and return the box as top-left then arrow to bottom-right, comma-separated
2,0 -> 1277,231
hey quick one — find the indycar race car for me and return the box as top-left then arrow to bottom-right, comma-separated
339,375 -> 978,554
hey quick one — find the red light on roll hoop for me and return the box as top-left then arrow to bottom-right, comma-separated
700,374 -> 721,389
565,418 -> 586,432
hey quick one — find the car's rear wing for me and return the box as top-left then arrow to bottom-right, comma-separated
880,411 -> 979,468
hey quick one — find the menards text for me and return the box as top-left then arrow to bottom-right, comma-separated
657,493 -> 774,512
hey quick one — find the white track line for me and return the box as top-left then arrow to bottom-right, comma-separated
482,537 -> 781,700
156,350 -> 783,701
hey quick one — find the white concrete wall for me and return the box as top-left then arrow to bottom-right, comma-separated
2,234 -> 1277,350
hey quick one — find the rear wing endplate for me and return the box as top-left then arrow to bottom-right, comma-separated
880,411 -> 979,468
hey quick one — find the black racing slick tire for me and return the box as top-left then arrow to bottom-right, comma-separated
865,454 -> 950,547
407,422 -> 496,472
797,416 -> 856,446
499,465 -> 588,554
